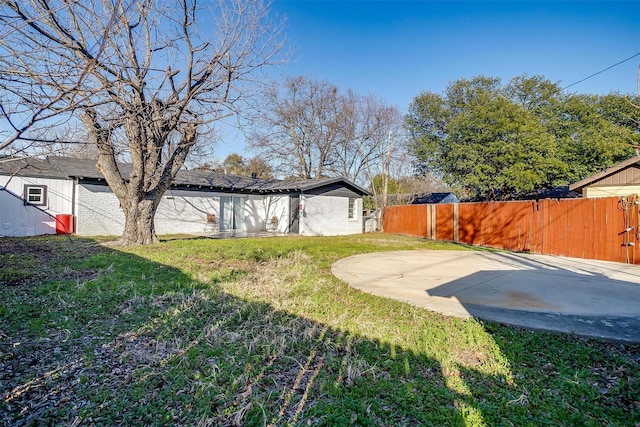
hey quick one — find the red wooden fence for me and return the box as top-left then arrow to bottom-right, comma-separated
382,196 -> 640,264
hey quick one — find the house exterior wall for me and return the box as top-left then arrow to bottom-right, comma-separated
585,185 -> 640,198
0,175 -> 74,236
74,183 -> 295,236
75,183 -> 125,236
0,175 -> 74,216
75,183 -> 228,236
1,173 -> 363,237
155,189 -> 220,235
230,195 -> 292,233
300,194 -> 362,236
262,195 -> 291,233
156,193 -> 293,234
245,195 -> 265,232
0,189 -> 56,236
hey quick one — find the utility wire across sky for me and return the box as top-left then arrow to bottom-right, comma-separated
562,51 -> 640,90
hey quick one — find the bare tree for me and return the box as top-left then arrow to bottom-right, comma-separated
0,0 -> 283,244
360,128 -> 409,228
331,91 -> 404,185
248,75 -> 403,187
248,76 -> 341,179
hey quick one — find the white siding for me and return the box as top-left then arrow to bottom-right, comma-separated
156,190 -> 220,235
0,176 -> 73,215
262,195 -> 291,233
585,185 -> 640,198
0,176 -> 74,236
300,195 -> 362,236
0,189 -> 56,236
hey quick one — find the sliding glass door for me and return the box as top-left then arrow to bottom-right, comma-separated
220,196 -> 247,231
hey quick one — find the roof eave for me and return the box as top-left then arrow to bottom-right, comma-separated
569,156 -> 640,191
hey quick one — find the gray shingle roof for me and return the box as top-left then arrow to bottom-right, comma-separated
1,156 -> 371,196
0,156 -> 69,179
411,192 -> 459,204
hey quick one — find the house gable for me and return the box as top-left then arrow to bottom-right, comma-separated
301,182 -> 366,198
570,157 -> 640,195
581,165 -> 640,188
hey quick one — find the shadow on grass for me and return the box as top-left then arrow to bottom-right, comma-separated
2,236 -> 637,426
0,237 -> 473,426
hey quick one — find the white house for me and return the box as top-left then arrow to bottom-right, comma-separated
0,156 -> 371,237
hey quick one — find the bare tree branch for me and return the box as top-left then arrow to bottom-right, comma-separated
0,0 -> 284,244
247,76 -> 404,186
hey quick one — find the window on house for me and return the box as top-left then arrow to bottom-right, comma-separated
24,185 -> 47,206
348,197 -> 356,219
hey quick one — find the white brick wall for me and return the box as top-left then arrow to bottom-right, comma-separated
75,184 -> 125,236
155,190 -> 220,235
74,185 -> 295,236
262,195 -> 291,233
300,195 -> 362,236
70,182 -> 363,237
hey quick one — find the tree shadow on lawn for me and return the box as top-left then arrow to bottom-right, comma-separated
422,251 -> 640,424
2,236 -> 634,426
0,237 -> 468,426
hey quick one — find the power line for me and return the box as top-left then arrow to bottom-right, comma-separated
562,51 -> 640,90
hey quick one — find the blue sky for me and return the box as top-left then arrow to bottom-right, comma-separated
271,0 -> 639,107
219,0 -> 639,158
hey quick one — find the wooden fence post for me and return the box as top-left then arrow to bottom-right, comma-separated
431,204 -> 437,240
425,205 -> 431,239
453,203 -> 459,243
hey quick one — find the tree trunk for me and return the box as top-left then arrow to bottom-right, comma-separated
119,196 -> 160,245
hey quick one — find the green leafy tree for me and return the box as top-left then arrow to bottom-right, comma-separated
406,76 -> 563,200
216,153 -> 273,178
553,94 -> 638,181
370,174 -> 400,195
406,75 -> 637,200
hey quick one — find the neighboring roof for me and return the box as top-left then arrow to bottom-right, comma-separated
1,156 -> 372,196
519,186 -> 581,200
412,192 -> 459,204
570,156 -> 640,193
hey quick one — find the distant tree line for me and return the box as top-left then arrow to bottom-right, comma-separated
405,75 -> 640,200
196,153 -> 273,178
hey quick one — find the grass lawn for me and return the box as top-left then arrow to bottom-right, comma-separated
1,233 -> 638,426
